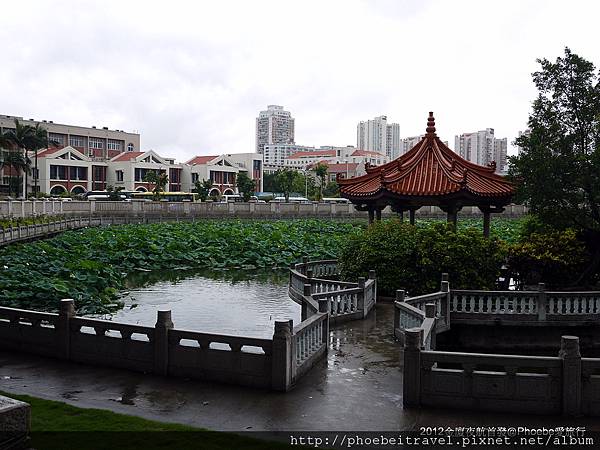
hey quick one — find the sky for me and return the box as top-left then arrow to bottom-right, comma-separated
1,0 -> 599,162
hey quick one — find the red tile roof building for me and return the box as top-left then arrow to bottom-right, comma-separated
339,112 -> 514,235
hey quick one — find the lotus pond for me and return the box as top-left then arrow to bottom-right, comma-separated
0,217 -> 526,314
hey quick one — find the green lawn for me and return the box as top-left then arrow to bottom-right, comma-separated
2,391 -> 292,450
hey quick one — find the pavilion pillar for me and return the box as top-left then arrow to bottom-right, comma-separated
409,209 -> 416,225
368,208 -> 375,224
446,206 -> 458,231
483,210 -> 491,238
375,208 -> 382,221
398,210 -> 404,222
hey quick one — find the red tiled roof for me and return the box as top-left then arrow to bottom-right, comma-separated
37,147 -> 64,158
186,155 -> 218,165
288,150 -> 336,159
111,151 -> 145,162
339,112 -> 514,202
350,149 -> 385,157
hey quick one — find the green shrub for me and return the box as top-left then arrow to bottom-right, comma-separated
507,229 -> 589,288
338,220 -> 505,297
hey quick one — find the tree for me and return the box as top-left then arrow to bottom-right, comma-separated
275,168 -> 296,202
312,162 -> 328,201
106,185 -> 125,201
193,179 -> 213,202
2,119 -> 33,197
323,181 -> 339,198
143,170 -> 168,200
236,172 -> 256,201
509,47 -> 600,283
0,150 -> 27,197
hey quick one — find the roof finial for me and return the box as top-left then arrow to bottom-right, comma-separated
426,111 -> 436,135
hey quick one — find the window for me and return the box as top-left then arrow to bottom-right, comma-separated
191,173 -> 199,183
127,143 -> 134,152
107,139 -> 122,151
69,135 -> 84,147
50,165 -> 67,180
89,138 -> 104,149
49,133 -> 65,145
116,170 -> 124,182
69,166 -> 87,180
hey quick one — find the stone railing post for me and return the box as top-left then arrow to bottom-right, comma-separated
306,268 -> 313,279
57,299 -> 75,360
368,269 -> 377,305
318,300 -> 330,348
357,277 -> 366,315
441,273 -> 449,290
272,320 -> 293,391
154,310 -> 173,376
302,284 -> 312,320
559,335 -> 581,416
425,303 -> 437,349
440,279 -> 450,325
537,283 -> 547,321
403,328 -> 422,408
394,289 -> 405,343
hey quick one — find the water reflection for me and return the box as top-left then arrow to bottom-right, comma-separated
102,269 -> 301,339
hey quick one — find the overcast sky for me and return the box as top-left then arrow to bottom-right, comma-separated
1,0 -> 599,162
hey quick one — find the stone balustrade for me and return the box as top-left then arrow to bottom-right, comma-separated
289,260 -> 377,324
403,331 -> 600,416
0,199 -> 529,220
451,284 -> 600,324
0,217 -> 92,246
0,298 -> 324,391
397,274 -> 600,416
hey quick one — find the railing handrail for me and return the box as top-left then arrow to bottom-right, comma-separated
421,349 -> 562,365
293,312 -> 327,334
170,327 -> 272,347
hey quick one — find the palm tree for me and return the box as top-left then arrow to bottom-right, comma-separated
2,119 -> 57,197
0,150 -> 27,197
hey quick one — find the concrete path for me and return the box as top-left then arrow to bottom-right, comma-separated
1,303 -> 597,431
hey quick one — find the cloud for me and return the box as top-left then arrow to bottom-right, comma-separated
1,0 -> 599,161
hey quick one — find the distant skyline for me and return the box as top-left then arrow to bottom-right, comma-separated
1,0 -> 599,163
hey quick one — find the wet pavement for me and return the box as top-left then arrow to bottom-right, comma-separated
1,303 -> 598,431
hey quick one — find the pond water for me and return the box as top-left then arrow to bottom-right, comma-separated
99,269 -> 301,339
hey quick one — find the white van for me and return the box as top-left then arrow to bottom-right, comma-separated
221,194 -> 244,203
322,197 -> 350,204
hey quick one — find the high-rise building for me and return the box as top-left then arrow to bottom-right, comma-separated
386,123 -> 401,159
356,115 -> 400,159
516,129 -> 531,155
493,138 -> 508,173
454,128 -> 506,174
255,105 -> 295,154
399,135 -> 424,156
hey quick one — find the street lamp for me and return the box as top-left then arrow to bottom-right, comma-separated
303,168 -> 308,198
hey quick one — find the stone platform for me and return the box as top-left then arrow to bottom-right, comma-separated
0,395 -> 30,450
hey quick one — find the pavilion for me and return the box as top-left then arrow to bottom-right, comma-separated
337,112 -> 514,237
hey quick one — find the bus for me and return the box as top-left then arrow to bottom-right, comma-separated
130,192 -> 198,202
84,190 -> 135,201
272,196 -> 311,203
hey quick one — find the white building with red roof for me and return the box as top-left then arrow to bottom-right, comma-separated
284,146 -> 388,173
35,146 -> 108,196
108,150 -> 184,192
